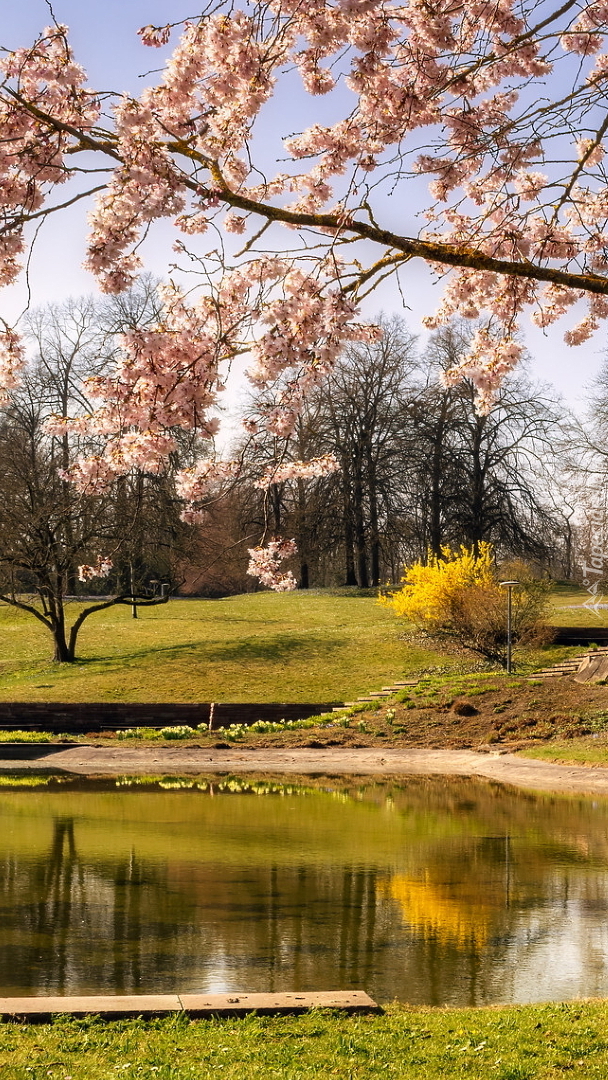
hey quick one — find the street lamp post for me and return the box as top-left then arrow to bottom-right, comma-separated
129,561 -> 138,620
499,581 -> 520,674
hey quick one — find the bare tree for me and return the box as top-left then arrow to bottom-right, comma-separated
0,286 -> 198,661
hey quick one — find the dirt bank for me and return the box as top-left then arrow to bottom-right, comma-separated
5,743 -> 608,796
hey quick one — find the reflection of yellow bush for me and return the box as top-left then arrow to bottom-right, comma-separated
381,874 -> 496,949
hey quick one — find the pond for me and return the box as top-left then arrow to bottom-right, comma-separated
2,772 -> 608,1006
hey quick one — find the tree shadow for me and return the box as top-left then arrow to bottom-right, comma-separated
0,744 -> 77,760
88,632 -> 345,666
206,633 -> 345,664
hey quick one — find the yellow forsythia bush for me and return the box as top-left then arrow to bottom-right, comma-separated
381,544 -> 552,666
382,543 -> 497,630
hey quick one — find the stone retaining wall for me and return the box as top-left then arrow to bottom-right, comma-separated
552,626 -> 608,645
0,701 -> 341,734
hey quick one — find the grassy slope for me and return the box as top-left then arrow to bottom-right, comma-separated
2,1003 -> 608,1079
0,582 -> 601,705
0,591 -> 462,703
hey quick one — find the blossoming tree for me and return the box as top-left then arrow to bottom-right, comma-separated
2,1 -> 608,586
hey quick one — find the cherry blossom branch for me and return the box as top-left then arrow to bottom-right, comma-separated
0,183 -> 107,234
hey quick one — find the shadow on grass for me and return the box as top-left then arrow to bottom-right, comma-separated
84,632 -> 346,666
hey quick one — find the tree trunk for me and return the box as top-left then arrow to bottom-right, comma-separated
52,623 -> 75,662
428,393 -> 451,559
270,483 -> 282,532
296,477 -> 310,589
342,473 -> 358,586
365,448 -> 381,586
353,460 -> 369,587
469,416 -> 486,556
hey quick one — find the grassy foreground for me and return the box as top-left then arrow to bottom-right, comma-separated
2,1002 -> 608,1079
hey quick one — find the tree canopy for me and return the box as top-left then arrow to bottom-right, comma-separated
1,2 -> 606,582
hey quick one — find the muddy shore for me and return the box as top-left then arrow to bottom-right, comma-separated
5,743 -> 608,796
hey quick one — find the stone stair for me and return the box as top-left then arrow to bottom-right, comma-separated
336,680 -> 418,710
528,648 -> 608,681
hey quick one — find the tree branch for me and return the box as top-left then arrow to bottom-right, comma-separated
66,592 -> 170,658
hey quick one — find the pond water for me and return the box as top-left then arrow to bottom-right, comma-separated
2,772 -> 608,1006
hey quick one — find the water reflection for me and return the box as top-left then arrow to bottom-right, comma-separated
2,774 -> 608,1004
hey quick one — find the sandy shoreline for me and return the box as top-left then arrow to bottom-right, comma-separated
2,743 -> 608,795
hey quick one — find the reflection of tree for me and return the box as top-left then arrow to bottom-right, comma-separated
3,781 -> 608,1004
31,817 -> 84,994
382,874 -> 493,949
0,815 -> 175,995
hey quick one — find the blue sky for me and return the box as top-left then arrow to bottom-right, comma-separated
2,0 -> 605,414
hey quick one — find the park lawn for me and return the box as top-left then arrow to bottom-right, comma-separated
0,585 -> 593,706
0,591 -> 462,704
2,1002 -> 608,1079
547,583 -> 608,627
519,735 -> 608,766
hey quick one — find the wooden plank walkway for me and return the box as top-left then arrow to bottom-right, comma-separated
0,991 -> 380,1021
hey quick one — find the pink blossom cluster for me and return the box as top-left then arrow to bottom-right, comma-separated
77,555 -> 113,582
441,329 -> 525,413
0,326 -> 25,403
248,267 -> 381,437
138,24 -> 172,48
56,282 -> 249,487
247,538 -> 298,592
5,4 -> 608,501
0,25 -> 98,291
254,454 -> 340,489
60,456 -> 120,495
175,458 -> 239,521
175,458 -> 239,503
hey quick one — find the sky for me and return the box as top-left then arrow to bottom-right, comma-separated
2,0 -> 606,419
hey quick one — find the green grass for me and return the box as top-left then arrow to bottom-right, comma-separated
0,591 -> 463,703
0,584 -> 598,705
3,1002 -> 608,1078
548,583 -> 608,627
520,736 -> 608,766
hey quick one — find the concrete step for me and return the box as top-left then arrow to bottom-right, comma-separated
0,990 -> 380,1021
530,672 -> 570,678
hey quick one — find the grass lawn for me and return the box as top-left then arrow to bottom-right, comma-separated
0,591 -> 465,704
519,735 -> 608,766
548,583 -> 608,627
2,1002 -> 608,1079
0,584 -> 599,705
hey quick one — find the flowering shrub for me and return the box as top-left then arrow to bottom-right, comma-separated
383,544 -> 497,629
383,545 -> 551,667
